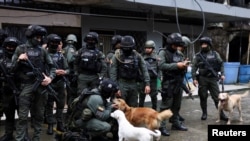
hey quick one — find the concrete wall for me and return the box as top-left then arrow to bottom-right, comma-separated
81,15 -> 203,50
0,8 -> 81,27
0,8 -> 203,50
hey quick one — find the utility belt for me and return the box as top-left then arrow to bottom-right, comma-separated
119,78 -> 137,83
163,74 -> 183,83
198,69 -> 217,78
79,70 -> 98,75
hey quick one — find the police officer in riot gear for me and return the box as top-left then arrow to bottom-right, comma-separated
110,35 -> 150,107
45,34 -> 69,135
68,78 -> 119,141
0,37 -> 20,141
63,34 -> 77,65
169,36 -> 192,123
11,25 -> 56,141
158,33 -> 189,136
63,34 -> 78,121
105,35 -> 122,78
0,29 -> 8,121
74,32 -> 107,96
191,36 -> 227,121
138,40 -> 159,110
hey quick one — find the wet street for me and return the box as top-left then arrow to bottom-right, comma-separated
1,89 -> 250,141
159,89 -> 250,141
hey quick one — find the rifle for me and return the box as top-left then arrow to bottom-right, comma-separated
198,53 -> 220,79
0,59 -> 20,105
26,59 -> 59,102
52,59 -> 74,94
145,60 -> 158,77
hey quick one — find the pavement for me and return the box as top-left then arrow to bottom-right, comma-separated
1,83 -> 250,141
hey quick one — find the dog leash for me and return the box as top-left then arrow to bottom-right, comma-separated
221,79 -> 224,92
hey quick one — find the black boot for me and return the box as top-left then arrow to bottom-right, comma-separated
24,134 -> 31,141
169,114 -> 184,123
57,122 -> 65,132
201,108 -> 207,120
178,114 -> 185,122
0,134 -> 14,141
159,127 -> 170,136
220,111 -> 228,121
171,123 -> 188,131
47,124 -> 54,135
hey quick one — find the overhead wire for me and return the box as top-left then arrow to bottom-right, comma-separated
191,0 -> 206,44
146,0 -> 206,43
174,0 -> 206,44
151,10 -> 168,39
174,0 -> 181,34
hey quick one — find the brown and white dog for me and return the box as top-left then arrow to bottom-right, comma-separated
216,90 -> 249,125
111,109 -> 161,141
113,98 -> 173,130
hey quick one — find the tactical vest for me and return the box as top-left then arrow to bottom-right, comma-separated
17,45 -> 46,82
144,55 -> 158,78
51,52 -> 64,82
163,49 -> 185,79
196,51 -> 220,76
118,51 -> 139,80
78,48 -> 102,73
69,89 -> 99,121
4,58 -> 12,70
20,45 -> 45,73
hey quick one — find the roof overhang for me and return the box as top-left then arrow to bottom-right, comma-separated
33,0 -> 250,23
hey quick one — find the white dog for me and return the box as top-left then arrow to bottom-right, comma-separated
216,90 -> 249,125
111,109 -> 161,141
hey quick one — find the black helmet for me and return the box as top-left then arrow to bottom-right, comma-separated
2,37 -> 19,55
84,32 -> 99,43
47,34 -> 62,45
100,78 -> 119,99
120,35 -> 135,49
199,36 -> 212,46
167,33 -> 184,46
111,35 -> 122,47
25,25 -> 47,38
47,34 -> 62,53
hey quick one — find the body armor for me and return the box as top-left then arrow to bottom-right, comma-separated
163,50 -> 185,79
118,52 -> 139,80
51,52 -> 64,82
79,48 -> 102,73
144,56 -> 158,78
197,51 -> 220,76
